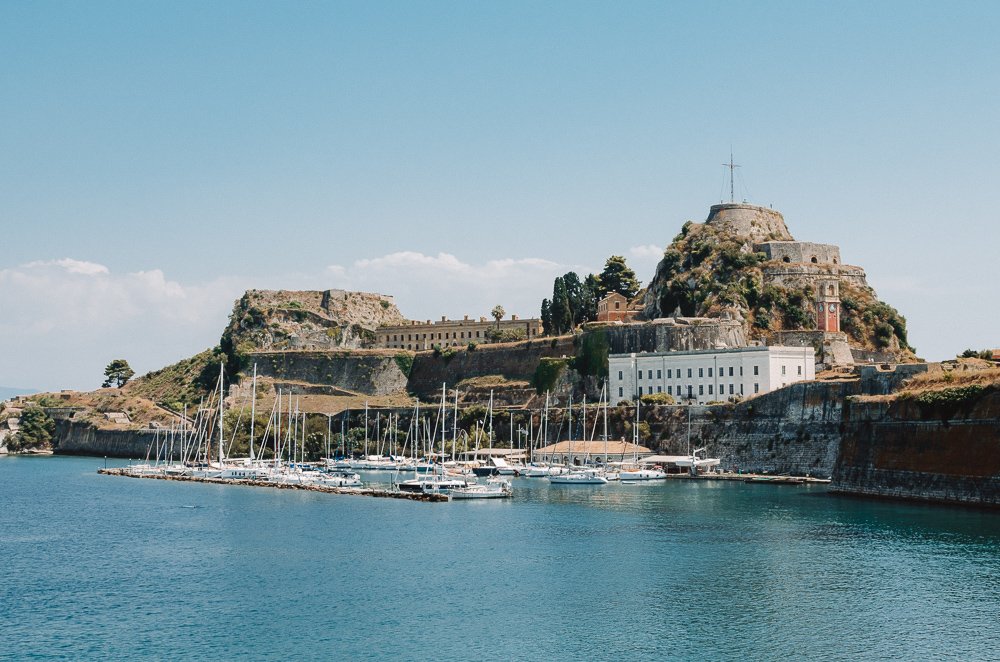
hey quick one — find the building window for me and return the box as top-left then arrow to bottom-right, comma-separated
781,365 -> 786,376
729,384 -> 734,395
753,365 -> 759,376
618,370 -> 623,380
698,368 -> 704,378
668,386 -> 673,395
708,367 -> 713,377
648,370 -> 653,380
638,387 -> 643,396
740,367 -> 744,376
798,365 -> 802,375
619,387 -> 623,397
687,368 -> 692,378
657,386 -> 662,393
728,367 -> 734,377
754,383 -> 759,393
657,370 -> 662,379
708,385 -> 713,395
740,384 -> 744,395
668,369 -> 672,379
699,385 -> 704,395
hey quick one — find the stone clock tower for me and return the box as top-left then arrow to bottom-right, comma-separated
816,279 -> 841,333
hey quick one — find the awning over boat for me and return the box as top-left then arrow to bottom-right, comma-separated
459,448 -> 523,458
640,455 -> 691,465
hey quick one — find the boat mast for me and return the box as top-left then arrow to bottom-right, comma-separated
249,363 -> 257,462
488,389 -> 494,450
452,388 -> 458,462
217,361 -> 224,467
440,382 -> 446,464
602,384 -> 608,464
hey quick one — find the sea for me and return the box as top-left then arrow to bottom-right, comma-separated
2,455 -> 999,661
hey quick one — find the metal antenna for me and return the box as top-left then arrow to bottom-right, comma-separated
722,150 -> 740,202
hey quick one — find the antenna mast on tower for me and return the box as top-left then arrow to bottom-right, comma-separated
723,151 -> 740,202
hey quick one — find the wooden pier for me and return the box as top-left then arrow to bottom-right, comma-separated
97,468 -> 449,502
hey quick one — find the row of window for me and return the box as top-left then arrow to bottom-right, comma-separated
383,327 -> 540,343
618,383 -> 761,398
618,365 -> 762,381
617,363 -> 802,381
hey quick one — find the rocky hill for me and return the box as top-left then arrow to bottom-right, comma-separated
221,288 -> 405,356
640,203 -> 915,360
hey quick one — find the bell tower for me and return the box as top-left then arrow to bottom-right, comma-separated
816,279 -> 840,333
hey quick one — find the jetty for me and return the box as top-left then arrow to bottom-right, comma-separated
97,467 -> 449,502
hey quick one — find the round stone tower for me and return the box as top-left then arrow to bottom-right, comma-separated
704,203 -> 793,243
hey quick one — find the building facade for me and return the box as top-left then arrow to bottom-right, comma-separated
608,345 -> 815,405
376,315 -> 544,350
596,293 -> 640,322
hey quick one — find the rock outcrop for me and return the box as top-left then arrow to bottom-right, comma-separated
222,289 -> 406,355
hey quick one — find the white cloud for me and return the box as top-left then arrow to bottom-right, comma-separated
629,244 -> 664,259
24,258 -> 110,276
0,260 -> 242,391
0,251 -> 570,391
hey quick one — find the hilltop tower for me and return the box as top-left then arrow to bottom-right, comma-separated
704,203 -> 793,243
816,279 -> 841,333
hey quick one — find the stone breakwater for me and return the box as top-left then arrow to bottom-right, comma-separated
97,468 -> 449,502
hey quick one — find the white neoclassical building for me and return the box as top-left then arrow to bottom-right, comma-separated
608,345 -> 815,405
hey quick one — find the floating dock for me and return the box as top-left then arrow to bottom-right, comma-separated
97,468 -> 449,502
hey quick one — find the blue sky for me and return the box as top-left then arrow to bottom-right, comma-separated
1,1 -> 997,390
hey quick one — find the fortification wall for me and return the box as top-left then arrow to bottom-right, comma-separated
407,337 -> 576,400
250,350 -> 409,396
831,392 -> 1000,507
602,319 -> 746,355
756,241 -> 841,265
54,420 -> 162,459
761,264 -> 869,288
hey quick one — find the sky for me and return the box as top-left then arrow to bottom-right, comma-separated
1,1 -> 998,391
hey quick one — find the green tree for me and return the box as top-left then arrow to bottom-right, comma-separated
10,405 -> 55,451
580,274 -> 601,322
102,359 -> 135,388
599,255 -> 641,300
550,277 -> 572,334
491,304 -> 505,329
540,298 -> 553,335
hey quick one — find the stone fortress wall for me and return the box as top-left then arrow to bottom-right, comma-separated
755,241 -> 841,265
704,203 -> 792,242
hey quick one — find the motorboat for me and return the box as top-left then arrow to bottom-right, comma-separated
549,468 -> 608,485
450,477 -> 513,499
620,467 -> 667,482
397,474 -> 471,495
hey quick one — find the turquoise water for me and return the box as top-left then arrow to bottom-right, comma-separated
2,456 -> 999,661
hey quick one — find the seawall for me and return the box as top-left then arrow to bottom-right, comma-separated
831,390 -> 1000,507
55,419 -> 161,459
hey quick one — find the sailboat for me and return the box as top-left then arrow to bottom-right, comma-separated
549,394 -> 608,485
620,394 -> 666,482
